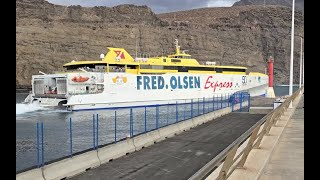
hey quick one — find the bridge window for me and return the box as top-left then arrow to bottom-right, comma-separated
140,65 -> 152,69
65,64 -> 108,72
178,66 -> 188,72
126,65 -> 137,69
171,59 -> 181,63
140,65 -> 164,70
187,67 -> 215,72
109,65 -> 125,72
216,68 -> 223,73
164,66 -> 178,70
222,68 -> 246,72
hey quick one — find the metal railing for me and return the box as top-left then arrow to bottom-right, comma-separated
16,92 -> 250,173
189,87 -> 303,180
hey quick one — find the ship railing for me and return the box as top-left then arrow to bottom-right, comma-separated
33,94 -> 66,99
134,57 -> 148,62
188,86 -> 304,180
59,69 -> 105,73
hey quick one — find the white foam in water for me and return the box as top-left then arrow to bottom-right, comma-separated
16,102 -> 47,115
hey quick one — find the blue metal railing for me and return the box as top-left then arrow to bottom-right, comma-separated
114,111 -> 117,143
69,117 -> 72,158
36,122 -> 44,167
24,92 -> 250,172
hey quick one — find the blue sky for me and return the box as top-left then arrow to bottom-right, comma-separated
48,0 -> 239,13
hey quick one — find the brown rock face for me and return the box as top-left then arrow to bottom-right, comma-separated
16,0 -> 304,88
233,0 -> 304,11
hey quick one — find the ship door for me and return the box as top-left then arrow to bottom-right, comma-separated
86,86 -> 89,93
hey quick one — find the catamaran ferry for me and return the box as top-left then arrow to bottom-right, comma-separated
24,40 -> 268,111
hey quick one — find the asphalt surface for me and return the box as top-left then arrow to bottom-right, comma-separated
70,112 -> 266,180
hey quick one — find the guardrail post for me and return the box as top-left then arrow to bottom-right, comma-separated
208,97 -> 210,112
217,145 -> 238,180
156,106 -> 159,129
184,100 -> 186,120
221,94 -> 223,109
69,117 -> 73,158
93,114 -> 96,149
130,108 -> 133,137
236,93 -> 238,105
41,122 -> 44,166
237,126 -> 260,168
191,99 -> 193,118
213,96 -> 215,111
176,101 -> 178,122
232,95 -> 234,112
144,106 -> 147,132
225,94 -> 227,108
114,111 -> 117,143
36,122 -> 40,168
248,94 -> 250,112
96,114 -> 99,148
265,112 -> 277,135
289,100 -> 293,108
203,97 -> 205,114
222,94 -> 224,108
253,116 -> 273,149
240,93 -> 243,112
198,98 -> 200,115
167,103 -> 169,125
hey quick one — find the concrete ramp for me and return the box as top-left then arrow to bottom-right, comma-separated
69,113 -> 265,180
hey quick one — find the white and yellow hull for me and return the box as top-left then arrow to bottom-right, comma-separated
28,72 -> 268,111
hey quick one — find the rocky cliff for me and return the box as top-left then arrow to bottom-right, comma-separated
233,0 -> 304,11
16,0 -> 304,88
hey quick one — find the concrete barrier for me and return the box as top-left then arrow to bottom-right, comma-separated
133,130 -> 162,151
98,138 -> 135,164
16,168 -> 45,180
203,112 -> 216,123
192,115 -> 206,126
158,124 -> 181,139
221,107 -> 231,116
42,150 -> 100,180
177,120 -> 195,131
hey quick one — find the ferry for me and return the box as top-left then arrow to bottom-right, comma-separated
24,40 -> 268,111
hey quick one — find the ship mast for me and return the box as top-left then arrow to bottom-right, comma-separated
175,39 -> 180,54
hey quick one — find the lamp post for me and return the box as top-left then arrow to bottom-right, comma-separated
302,52 -> 304,86
299,37 -> 303,88
289,0 -> 295,96
294,34 -> 304,88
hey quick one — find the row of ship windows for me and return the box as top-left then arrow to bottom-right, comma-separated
66,64 -> 246,73
140,65 -> 246,73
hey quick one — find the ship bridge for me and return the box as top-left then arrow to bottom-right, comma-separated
61,39 -> 251,75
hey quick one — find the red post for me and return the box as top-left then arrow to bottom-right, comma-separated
267,56 -> 274,87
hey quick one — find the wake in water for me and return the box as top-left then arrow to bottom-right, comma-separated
16,102 -> 48,115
